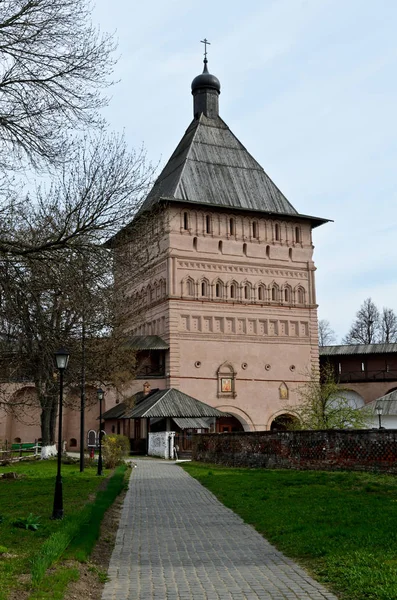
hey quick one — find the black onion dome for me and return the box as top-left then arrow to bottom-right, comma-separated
191,62 -> 220,93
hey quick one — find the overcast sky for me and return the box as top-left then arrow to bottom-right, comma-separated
92,0 -> 397,342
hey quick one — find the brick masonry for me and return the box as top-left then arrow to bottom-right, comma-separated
192,429 -> 397,473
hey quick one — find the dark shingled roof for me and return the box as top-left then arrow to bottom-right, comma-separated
138,114 -> 328,227
123,388 -> 227,419
101,402 -> 126,420
320,343 -> 397,356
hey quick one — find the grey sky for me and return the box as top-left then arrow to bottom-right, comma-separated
92,0 -> 397,341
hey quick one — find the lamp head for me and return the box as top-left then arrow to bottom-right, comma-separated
97,388 -> 104,401
54,347 -> 70,371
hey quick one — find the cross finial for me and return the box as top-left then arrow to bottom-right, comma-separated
200,38 -> 211,62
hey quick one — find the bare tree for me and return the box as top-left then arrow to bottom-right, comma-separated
343,298 -> 380,344
318,319 -> 336,347
0,132 -> 155,258
380,307 -> 397,343
0,0 -> 116,170
0,137 -> 161,453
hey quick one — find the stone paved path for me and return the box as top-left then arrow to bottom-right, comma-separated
102,459 -> 338,600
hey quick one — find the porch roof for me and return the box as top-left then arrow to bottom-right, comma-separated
173,417 -> 211,429
123,388 -> 227,419
125,335 -> 169,350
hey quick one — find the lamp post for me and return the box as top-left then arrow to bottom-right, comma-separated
375,403 -> 383,429
52,347 -> 70,519
97,388 -> 104,476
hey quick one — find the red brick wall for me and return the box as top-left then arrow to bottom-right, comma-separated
192,429 -> 397,473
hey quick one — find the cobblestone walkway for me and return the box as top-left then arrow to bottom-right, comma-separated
102,459 -> 337,600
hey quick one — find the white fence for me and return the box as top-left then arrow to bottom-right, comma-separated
148,431 -> 175,459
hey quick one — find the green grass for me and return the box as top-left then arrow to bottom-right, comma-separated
66,464 -> 128,562
0,459 -> 108,600
183,463 -> 397,600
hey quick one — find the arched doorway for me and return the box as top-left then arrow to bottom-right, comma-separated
216,415 -> 245,433
270,413 -> 299,431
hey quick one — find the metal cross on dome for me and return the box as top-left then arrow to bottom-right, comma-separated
200,38 -> 211,60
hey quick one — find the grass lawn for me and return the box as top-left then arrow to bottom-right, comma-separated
183,463 -> 397,600
0,459 -> 110,600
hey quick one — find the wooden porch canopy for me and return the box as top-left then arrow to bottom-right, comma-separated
102,388 -> 228,421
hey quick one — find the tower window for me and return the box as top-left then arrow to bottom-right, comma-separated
244,285 -> 250,300
206,215 -> 211,234
297,288 -> 305,304
230,284 -> 236,299
271,286 -> 277,302
275,224 -> 280,241
229,218 -> 235,235
252,221 -> 258,238
243,243 -> 247,256
183,212 -> 189,230
295,227 -> 301,243
193,237 -> 197,250
201,281 -> 208,297
218,240 -> 223,253
284,288 -> 291,302
258,286 -> 264,301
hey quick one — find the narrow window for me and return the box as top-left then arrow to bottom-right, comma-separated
297,288 -> 305,304
218,240 -> 223,253
201,282 -> 207,297
252,221 -> 258,238
275,223 -> 280,241
272,286 -> 277,301
187,280 -> 194,296
284,288 -> 289,302
183,212 -> 189,230
244,286 -> 249,300
229,218 -> 235,235
338,362 -> 342,374
230,284 -> 236,299
216,283 -> 220,298
266,245 -> 270,258
243,243 -> 247,256
289,248 -> 293,260
206,215 -> 211,233
193,237 -> 197,250
295,227 -> 301,243
258,286 -> 263,301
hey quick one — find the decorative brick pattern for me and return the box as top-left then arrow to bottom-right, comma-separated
193,430 -> 397,473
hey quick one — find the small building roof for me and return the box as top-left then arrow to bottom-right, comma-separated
101,402 -> 127,420
173,417 -> 210,429
320,343 -> 397,357
365,389 -> 397,415
123,388 -> 227,419
125,336 -> 169,351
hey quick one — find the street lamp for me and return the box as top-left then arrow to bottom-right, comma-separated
375,403 -> 384,429
97,388 -> 104,476
52,347 -> 70,519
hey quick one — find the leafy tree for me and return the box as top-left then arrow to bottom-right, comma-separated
343,298 -> 380,344
289,364 -> 370,430
318,319 -> 336,346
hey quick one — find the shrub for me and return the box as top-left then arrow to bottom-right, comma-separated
102,434 -> 130,469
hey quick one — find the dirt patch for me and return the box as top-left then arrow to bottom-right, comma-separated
63,486 -> 127,600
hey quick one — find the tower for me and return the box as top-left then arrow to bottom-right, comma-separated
115,56 -> 328,431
